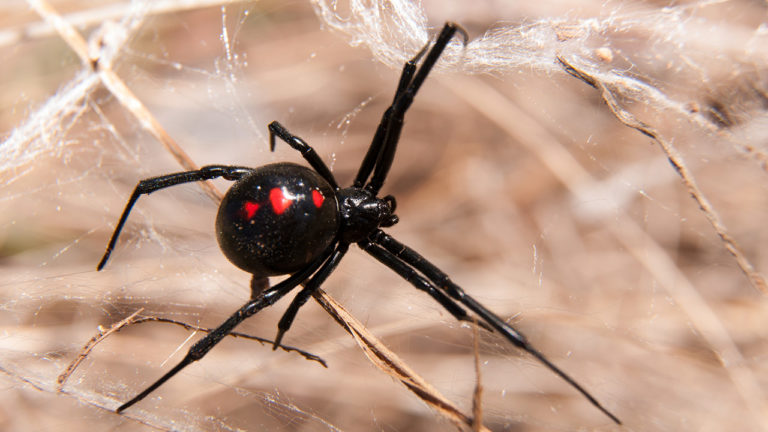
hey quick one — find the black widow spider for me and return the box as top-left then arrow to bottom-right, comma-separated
98,22 -> 620,424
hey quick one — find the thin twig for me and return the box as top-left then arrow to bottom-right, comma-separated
471,318 -> 484,432
313,289 -> 490,432
129,316 -> 327,367
28,0 -> 221,203
446,72 -> 768,430
57,308 -> 145,390
57,309 -> 327,394
558,56 -> 767,296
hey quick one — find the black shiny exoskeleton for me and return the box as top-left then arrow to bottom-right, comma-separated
98,23 -> 620,424
216,163 -> 338,276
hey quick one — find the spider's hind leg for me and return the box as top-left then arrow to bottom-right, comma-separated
353,34 -> 432,188
362,23 -> 468,195
369,230 -> 622,425
358,234 -> 487,330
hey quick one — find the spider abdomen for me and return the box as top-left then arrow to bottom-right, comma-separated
216,162 -> 339,276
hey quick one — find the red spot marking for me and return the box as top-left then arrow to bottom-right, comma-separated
312,190 -> 325,208
240,201 -> 260,219
270,187 -> 292,214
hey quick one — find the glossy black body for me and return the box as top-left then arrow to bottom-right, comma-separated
97,23 -> 619,424
217,163 -> 338,276
337,188 -> 397,243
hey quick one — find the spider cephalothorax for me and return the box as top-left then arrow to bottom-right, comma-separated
337,187 -> 398,242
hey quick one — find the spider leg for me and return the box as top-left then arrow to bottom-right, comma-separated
358,238 -> 489,330
97,165 -> 255,270
363,22 -> 468,195
271,242 -> 349,349
353,35 -> 430,188
268,121 -> 339,189
116,255 -> 326,413
369,230 -> 622,425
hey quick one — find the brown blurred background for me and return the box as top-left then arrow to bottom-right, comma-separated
2,0 -> 768,431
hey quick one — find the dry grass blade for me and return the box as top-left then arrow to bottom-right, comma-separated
447,73 -> 768,430
313,289 -> 488,432
129,316 -> 328,366
57,311 -> 328,391
558,56 -> 768,296
28,0 -> 221,203
57,308 -> 145,391
471,318 -> 483,432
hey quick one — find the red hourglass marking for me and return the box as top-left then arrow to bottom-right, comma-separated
312,190 -> 324,208
270,188 -> 293,215
240,201 -> 260,219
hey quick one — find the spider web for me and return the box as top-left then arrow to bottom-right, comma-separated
1,0 -> 767,431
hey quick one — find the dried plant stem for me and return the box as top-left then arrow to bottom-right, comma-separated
28,0 -> 221,202
57,309 -> 145,391
58,312 -> 328,389
447,72 -> 768,430
314,289 -> 489,432
558,57 -> 767,296
471,318 -> 484,432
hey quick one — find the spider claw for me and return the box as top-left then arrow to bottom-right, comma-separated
475,319 -> 494,333
412,39 -> 431,64
96,253 -> 109,271
271,330 -> 285,351
446,22 -> 469,46
268,128 -> 278,152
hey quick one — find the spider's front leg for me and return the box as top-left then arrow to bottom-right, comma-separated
97,165 -> 254,270
358,234 -> 490,331
360,23 -> 468,195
